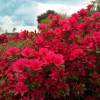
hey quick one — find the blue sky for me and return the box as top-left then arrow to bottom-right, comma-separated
0,0 -> 92,32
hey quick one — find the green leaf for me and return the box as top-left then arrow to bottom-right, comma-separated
0,45 -> 4,50
68,76 -> 79,81
8,56 -> 15,61
29,83 -> 39,90
9,90 -> 14,96
8,41 -> 23,48
94,92 -> 100,97
87,69 -> 94,74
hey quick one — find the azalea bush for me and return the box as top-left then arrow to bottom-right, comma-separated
0,4 -> 100,100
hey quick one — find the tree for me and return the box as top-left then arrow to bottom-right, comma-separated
37,10 -> 57,24
96,0 -> 100,11
92,0 -> 100,11
12,28 -> 16,33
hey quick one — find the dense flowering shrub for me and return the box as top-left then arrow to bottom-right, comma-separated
0,34 -> 8,44
0,4 -> 100,100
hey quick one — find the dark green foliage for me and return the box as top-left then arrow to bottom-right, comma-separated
37,10 -> 57,23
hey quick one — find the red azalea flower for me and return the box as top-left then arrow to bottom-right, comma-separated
9,58 -> 29,72
53,54 -> 64,66
38,23 -> 46,30
18,30 -> 28,39
21,47 -> 34,57
6,47 -> 20,56
50,69 -> 59,80
14,82 -> 28,96
93,31 -> 100,46
29,59 -> 43,71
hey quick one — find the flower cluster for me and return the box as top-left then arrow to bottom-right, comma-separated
0,4 -> 100,100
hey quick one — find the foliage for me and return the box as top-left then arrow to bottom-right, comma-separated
37,10 -> 57,23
